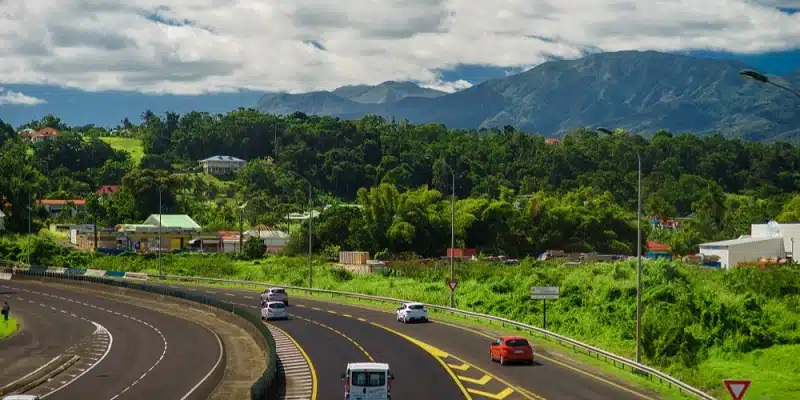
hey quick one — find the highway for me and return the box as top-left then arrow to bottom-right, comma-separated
0,280 -> 223,400
167,283 -> 658,400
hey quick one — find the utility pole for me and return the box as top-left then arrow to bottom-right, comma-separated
287,171 -> 313,288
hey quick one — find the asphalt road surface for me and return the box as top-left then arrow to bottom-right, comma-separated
2,280 -> 224,400
184,285 -> 467,399
165,283 -> 657,400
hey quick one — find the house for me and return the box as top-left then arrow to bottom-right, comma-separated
248,225 -> 289,253
36,199 -> 86,217
544,138 -> 560,145
199,156 -> 246,176
218,231 -> 243,253
645,240 -> 672,261
115,215 -> 202,252
20,127 -> 60,143
96,185 -> 120,196
0,210 -> 5,231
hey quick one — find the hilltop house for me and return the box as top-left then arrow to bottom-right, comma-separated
36,199 -> 86,217
199,156 -> 246,176
96,185 -> 120,196
20,127 -> 60,143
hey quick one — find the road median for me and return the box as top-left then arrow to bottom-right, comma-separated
0,354 -> 79,397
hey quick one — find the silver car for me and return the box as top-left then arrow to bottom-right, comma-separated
261,301 -> 289,320
263,287 -> 288,305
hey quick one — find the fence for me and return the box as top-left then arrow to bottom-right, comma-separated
0,264 -> 279,400
0,259 -> 713,399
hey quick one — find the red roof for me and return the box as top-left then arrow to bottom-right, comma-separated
96,185 -> 120,195
647,240 -> 671,252
218,231 -> 241,240
544,138 -> 560,144
36,127 -> 59,136
36,199 -> 86,206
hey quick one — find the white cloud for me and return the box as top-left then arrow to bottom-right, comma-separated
0,0 -> 798,95
0,87 -> 47,105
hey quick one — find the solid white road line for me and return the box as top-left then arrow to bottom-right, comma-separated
41,321 -> 113,399
179,328 -> 224,400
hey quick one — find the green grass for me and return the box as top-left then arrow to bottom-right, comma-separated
101,137 -> 143,164
4,243 -> 798,399
1,316 -> 19,339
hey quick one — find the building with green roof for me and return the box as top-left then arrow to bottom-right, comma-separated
143,214 -> 201,231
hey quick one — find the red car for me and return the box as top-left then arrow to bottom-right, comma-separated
489,335 -> 534,365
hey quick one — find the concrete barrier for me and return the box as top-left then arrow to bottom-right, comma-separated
124,272 -> 149,281
66,268 -> 87,275
104,270 -> 125,278
0,272 -> 11,280
45,267 -> 67,274
84,269 -> 107,277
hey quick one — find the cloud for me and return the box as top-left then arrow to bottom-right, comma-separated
1,0 -> 799,95
420,79 -> 473,93
0,87 -> 47,105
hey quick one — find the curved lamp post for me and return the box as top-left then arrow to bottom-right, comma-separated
597,127 -> 643,364
287,170 -> 314,289
438,159 -> 456,308
740,69 -> 800,99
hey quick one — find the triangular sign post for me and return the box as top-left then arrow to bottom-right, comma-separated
723,379 -> 751,400
448,280 -> 458,291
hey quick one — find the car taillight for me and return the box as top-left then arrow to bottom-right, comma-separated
387,377 -> 391,392
422,307 -> 427,311
345,376 -> 350,392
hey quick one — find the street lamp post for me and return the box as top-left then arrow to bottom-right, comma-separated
288,171 -> 313,289
158,186 -> 163,277
438,159 -> 456,308
27,191 -> 32,266
597,127 -> 643,364
740,69 -> 800,99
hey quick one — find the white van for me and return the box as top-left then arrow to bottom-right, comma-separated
341,362 -> 394,400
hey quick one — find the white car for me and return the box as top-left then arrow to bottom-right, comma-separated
261,301 -> 289,321
342,362 -> 394,400
262,287 -> 289,306
396,302 -> 428,323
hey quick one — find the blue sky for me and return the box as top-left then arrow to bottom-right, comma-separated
2,2 -> 799,129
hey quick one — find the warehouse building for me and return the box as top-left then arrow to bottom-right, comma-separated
699,221 -> 798,268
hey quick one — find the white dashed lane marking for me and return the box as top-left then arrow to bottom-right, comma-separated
2,284 -> 168,400
267,324 -> 314,400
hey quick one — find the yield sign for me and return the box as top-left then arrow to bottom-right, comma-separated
723,379 -> 751,400
448,280 -> 458,291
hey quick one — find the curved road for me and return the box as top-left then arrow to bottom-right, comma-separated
168,283 -> 658,400
1,280 -> 223,400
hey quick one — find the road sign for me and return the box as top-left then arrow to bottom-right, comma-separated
531,286 -> 560,300
448,280 -> 458,291
723,379 -> 751,400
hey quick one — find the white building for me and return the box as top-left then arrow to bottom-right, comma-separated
199,156 -> 246,176
699,221 -> 799,268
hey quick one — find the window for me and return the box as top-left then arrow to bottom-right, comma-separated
351,371 -> 386,387
408,304 -> 425,310
269,303 -> 285,309
274,289 -> 286,294
505,339 -> 529,347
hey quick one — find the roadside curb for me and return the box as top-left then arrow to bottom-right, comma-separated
0,354 -> 80,396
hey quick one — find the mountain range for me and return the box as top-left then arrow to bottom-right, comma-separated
256,51 -> 800,142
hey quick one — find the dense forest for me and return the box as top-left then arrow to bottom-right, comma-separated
2,110 -> 800,258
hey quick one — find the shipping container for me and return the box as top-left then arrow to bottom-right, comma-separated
446,248 -> 477,258
339,251 -> 370,265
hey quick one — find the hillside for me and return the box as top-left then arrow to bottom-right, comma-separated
257,51 -> 800,141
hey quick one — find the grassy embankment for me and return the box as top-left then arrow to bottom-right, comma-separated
1,232 -> 797,399
81,253 -> 798,399
100,137 -> 144,164
0,317 -> 19,339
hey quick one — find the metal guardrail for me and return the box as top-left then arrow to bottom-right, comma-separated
1,267 -> 279,400
156,273 -> 715,400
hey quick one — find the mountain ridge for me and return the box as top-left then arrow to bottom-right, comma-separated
256,51 -> 800,141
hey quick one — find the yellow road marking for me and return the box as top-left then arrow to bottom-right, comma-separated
468,387 -> 515,399
431,319 -> 655,400
266,323 -> 318,400
293,315 -> 373,361
342,313 -> 353,318
448,362 -> 470,371
459,374 -> 492,385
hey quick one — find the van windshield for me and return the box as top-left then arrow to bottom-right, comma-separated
351,371 -> 386,387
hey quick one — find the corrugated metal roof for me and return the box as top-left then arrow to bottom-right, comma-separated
201,156 -> 245,162
143,214 -> 201,230
700,236 -> 782,248
248,229 -> 288,239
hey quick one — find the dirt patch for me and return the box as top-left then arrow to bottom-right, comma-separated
27,280 -> 268,400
